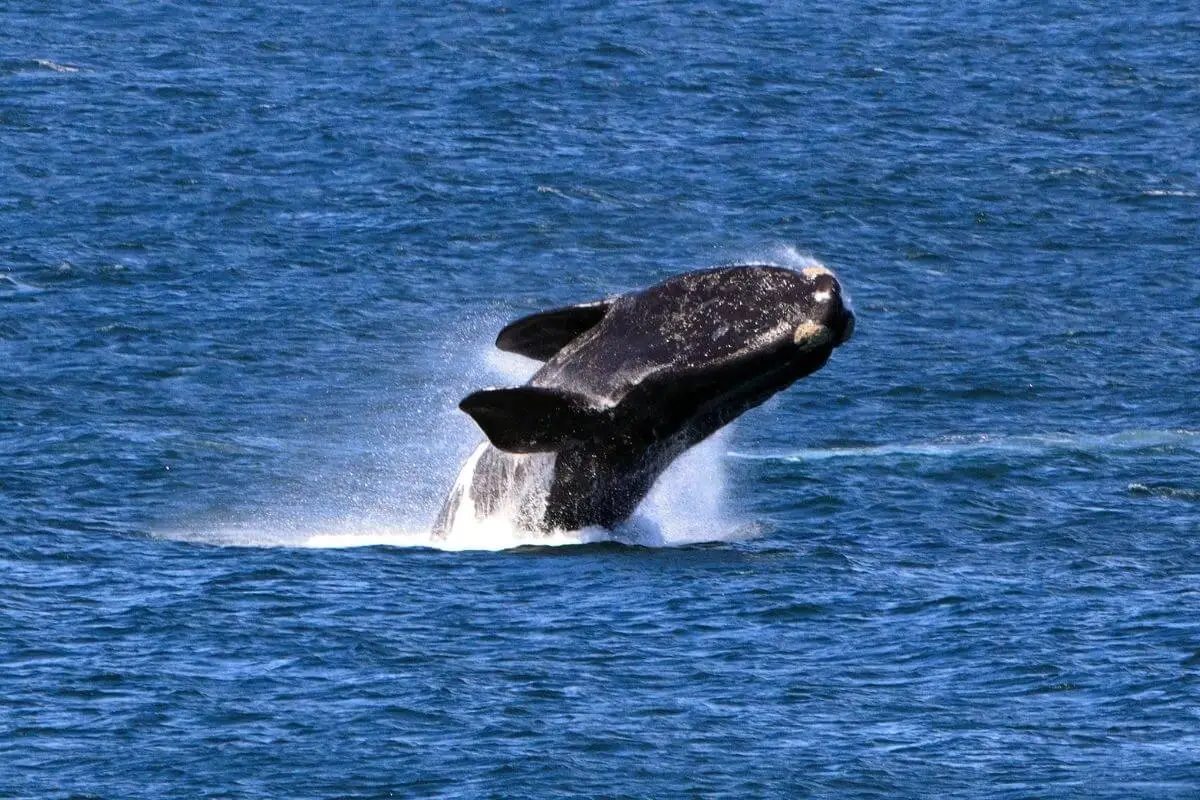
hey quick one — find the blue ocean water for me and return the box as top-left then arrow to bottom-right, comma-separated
3,0 -> 1199,796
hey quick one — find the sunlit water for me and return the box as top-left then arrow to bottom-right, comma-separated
4,1 -> 1200,797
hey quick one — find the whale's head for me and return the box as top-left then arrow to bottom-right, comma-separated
791,264 -> 855,354
661,262 -> 853,412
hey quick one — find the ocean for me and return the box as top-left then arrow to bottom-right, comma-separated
3,1 -> 1199,796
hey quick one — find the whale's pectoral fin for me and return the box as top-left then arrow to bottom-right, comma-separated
495,300 -> 612,361
460,387 -> 599,453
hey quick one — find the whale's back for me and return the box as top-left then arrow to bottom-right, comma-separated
531,266 -> 813,405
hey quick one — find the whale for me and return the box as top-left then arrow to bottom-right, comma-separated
432,262 -> 855,537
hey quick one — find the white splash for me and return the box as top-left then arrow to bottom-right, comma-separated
483,347 -> 541,382
428,427 -> 744,550
431,442 -> 554,541
744,245 -> 853,314
162,427 -> 746,553
631,428 -> 741,545
732,243 -> 826,272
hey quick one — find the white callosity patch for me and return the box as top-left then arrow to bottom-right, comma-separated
793,321 -> 832,351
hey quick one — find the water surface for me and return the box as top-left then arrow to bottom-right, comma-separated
3,1 -> 1199,796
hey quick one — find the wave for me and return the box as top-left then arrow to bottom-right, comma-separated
1127,483 -> 1200,502
160,521 -> 611,553
729,429 -> 1200,463
0,274 -> 44,294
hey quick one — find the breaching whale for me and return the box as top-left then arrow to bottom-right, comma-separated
432,263 -> 855,537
